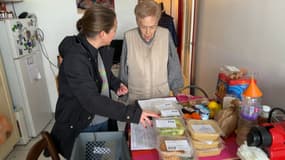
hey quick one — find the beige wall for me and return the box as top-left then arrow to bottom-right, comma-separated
194,0 -> 285,107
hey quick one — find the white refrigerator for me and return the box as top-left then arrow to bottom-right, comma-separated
0,18 -> 52,138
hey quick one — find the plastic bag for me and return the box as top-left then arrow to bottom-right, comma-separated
214,106 -> 238,138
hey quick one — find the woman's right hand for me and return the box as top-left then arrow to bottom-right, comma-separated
139,111 -> 160,128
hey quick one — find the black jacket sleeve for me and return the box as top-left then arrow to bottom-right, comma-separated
62,53 -> 141,123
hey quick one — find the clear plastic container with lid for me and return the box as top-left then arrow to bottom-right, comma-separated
157,135 -> 194,160
240,76 -> 263,121
154,118 -> 186,136
186,119 -> 224,141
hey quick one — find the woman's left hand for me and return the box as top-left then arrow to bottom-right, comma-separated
116,83 -> 128,96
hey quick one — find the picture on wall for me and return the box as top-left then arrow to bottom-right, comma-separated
76,0 -> 114,13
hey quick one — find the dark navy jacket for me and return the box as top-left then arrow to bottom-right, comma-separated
158,12 -> 178,47
50,34 -> 142,159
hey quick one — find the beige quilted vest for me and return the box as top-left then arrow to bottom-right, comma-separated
126,27 -> 170,104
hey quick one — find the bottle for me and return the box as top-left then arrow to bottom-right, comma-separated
236,76 -> 262,145
240,77 -> 263,121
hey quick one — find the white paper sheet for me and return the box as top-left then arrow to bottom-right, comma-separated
138,97 -> 178,113
26,56 -> 42,83
130,123 -> 157,150
130,97 -> 179,150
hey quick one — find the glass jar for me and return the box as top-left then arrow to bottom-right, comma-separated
258,105 -> 271,124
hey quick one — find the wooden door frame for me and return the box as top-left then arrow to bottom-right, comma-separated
177,0 -> 198,94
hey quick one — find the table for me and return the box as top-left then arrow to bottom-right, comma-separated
132,149 -> 159,160
131,134 -> 239,160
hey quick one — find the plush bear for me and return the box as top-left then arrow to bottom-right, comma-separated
0,114 -> 13,144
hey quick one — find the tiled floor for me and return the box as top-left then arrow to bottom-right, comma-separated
5,119 -> 60,160
5,119 -> 126,160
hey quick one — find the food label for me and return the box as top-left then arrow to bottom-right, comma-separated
165,140 -> 190,151
155,103 -> 173,110
156,119 -> 177,128
191,124 -> 216,133
161,109 -> 180,117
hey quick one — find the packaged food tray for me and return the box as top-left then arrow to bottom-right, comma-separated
157,135 -> 195,160
192,138 -> 222,150
186,120 -> 223,141
195,145 -> 223,157
155,118 -> 186,136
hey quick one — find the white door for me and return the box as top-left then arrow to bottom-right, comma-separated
0,55 -> 20,159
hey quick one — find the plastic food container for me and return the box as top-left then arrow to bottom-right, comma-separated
192,138 -> 222,150
195,144 -> 223,157
186,120 -> 223,141
155,118 -> 186,136
159,107 -> 183,118
155,102 -> 183,118
157,135 -> 194,160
